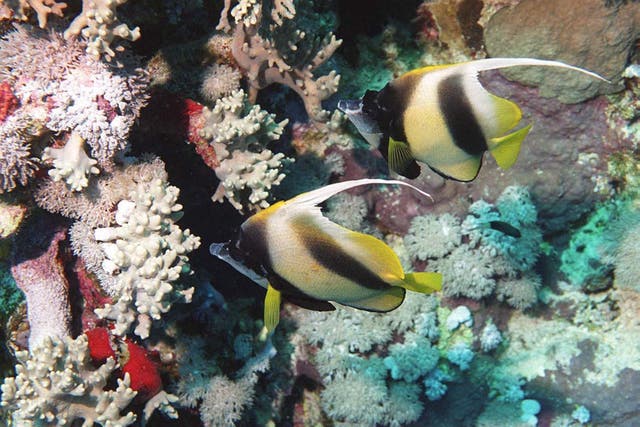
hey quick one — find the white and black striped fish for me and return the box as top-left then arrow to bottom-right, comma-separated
210,179 -> 442,333
339,58 -> 608,182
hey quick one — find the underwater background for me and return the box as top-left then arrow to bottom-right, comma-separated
1,0 -> 640,425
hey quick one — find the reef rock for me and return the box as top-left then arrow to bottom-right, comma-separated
484,0 -> 640,103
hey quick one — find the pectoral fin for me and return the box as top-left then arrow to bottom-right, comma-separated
489,123 -> 533,170
388,137 -> 421,178
401,272 -> 442,294
264,284 -> 282,333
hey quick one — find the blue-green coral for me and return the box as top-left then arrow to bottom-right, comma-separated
560,200 -> 629,290
404,186 -> 543,309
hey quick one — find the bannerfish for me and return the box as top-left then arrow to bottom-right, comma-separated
210,178 -> 442,333
338,58 -> 608,182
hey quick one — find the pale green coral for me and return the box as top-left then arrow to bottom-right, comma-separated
0,335 -> 137,426
94,174 -> 200,338
200,89 -> 291,212
63,0 -> 141,60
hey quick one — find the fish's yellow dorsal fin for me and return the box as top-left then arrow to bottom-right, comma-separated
489,93 -> 523,135
264,284 -> 281,333
403,63 -> 458,78
489,123 -> 533,170
402,272 -> 442,294
340,286 -> 406,312
388,137 -> 420,178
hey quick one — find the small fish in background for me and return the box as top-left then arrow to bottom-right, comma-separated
210,179 -> 442,335
339,58 -> 608,182
488,220 -> 521,238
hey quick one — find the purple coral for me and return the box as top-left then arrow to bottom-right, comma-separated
10,217 -> 72,349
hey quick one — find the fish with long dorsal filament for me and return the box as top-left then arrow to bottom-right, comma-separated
338,58 -> 609,181
210,178 -> 442,335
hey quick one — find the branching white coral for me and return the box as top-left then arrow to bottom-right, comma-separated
94,175 -> 200,338
47,65 -> 148,165
200,89 -> 290,212
0,334 -> 137,427
42,133 -> 99,191
0,27 -> 148,171
200,89 -> 288,155
212,149 -> 288,211
64,0 -> 140,60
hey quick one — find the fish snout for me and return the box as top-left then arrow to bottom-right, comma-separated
209,242 -> 230,259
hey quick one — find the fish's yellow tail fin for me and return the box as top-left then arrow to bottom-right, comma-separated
489,123 -> 533,170
489,93 -> 522,136
402,272 -> 442,294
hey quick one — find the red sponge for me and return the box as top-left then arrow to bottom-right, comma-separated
85,327 -> 116,363
122,340 -> 163,399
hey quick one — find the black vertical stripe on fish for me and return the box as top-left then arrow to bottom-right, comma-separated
238,219 -> 271,273
437,74 -> 487,155
291,216 -> 390,291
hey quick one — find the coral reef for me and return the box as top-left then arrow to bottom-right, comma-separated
0,26 -> 148,193
198,89 -> 290,212
63,0 -> 140,60
10,218 -> 72,349
0,0 -> 139,60
1,0 -> 640,426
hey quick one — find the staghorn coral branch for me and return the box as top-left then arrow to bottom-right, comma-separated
219,0 -> 342,121
0,0 -> 67,28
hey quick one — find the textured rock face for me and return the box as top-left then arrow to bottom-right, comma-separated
484,0 -> 640,103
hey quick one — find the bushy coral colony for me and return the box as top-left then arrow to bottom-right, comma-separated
1,0 -> 640,426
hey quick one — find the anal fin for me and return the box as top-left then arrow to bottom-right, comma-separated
341,287 -> 406,312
